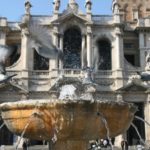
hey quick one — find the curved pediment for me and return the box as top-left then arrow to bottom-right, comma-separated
52,12 -> 92,25
116,79 -> 149,92
0,82 -> 28,94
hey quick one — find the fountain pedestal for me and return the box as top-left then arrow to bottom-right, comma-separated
51,140 -> 88,150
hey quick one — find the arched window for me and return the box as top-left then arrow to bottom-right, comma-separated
138,5 -> 144,18
124,4 -> 132,21
34,50 -> 49,70
97,39 -> 111,70
63,27 -> 81,69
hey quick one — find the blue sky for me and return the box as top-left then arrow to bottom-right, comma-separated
0,0 -> 112,21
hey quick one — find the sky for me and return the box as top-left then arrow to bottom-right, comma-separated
0,0 -> 112,21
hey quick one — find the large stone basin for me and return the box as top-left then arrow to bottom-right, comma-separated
0,100 -> 137,141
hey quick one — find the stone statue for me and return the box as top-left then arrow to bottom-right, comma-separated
25,1 -> 32,15
85,0 -> 92,12
145,52 -> 150,71
53,0 -> 60,12
114,3 -> 120,14
137,52 -> 150,81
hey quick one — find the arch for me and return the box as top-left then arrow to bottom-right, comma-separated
63,26 -> 82,69
59,19 -> 86,35
138,4 -> 144,18
124,4 -> 132,21
96,38 -> 112,70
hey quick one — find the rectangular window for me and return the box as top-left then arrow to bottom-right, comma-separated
124,43 -> 134,49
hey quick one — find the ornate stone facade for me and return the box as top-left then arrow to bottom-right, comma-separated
0,0 -> 150,148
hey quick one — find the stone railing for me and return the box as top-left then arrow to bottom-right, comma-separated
137,18 -> 150,27
51,69 -> 82,78
29,70 -> 50,79
95,70 -> 113,76
7,69 -> 141,81
92,15 -> 113,24
123,69 -> 141,79
7,70 -> 22,78
8,22 -> 20,31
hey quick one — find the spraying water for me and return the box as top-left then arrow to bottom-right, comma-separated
15,102 -> 41,150
135,115 -> 150,127
131,123 -> 146,147
15,119 -> 32,150
0,122 -> 5,130
97,112 -> 113,150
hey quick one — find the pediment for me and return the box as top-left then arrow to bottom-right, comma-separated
116,80 -> 148,92
0,82 -> 28,93
52,13 -> 92,25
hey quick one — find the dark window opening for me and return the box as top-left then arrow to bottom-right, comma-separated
34,50 -> 49,70
0,120 -> 13,145
5,44 -> 21,67
125,54 -> 135,66
63,27 -> 81,69
97,39 -> 111,70
127,103 -> 145,145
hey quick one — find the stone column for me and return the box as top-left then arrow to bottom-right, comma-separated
144,96 -> 150,144
115,27 -> 124,70
20,25 -> 30,88
21,27 -> 30,70
50,26 -> 59,71
0,18 -> 7,45
139,32 -> 145,70
86,26 -> 92,68
82,34 -> 86,68
113,26 -> 124,89
59,34 -> 63,69
0,30 -> 6,45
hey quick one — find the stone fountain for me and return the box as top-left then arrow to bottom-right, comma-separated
0,70 -> 137,150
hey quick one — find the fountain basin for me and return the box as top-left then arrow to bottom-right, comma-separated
0,100 -> 137,141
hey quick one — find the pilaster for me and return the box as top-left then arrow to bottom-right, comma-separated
0,18 -> 7,45
50,26 -> 59,71
139,32 -> 145,70
115,26 -> 124,70
19,22 -> 30,89
86,25 -> 92,68
82,34 -> 86,68
59,34 -> 63,69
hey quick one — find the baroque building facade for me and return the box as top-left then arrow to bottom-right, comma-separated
0,0 -> 150,148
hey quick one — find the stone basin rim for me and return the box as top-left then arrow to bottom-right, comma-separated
0,99 -> 136,111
